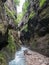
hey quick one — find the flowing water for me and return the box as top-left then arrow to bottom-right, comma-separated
9,46 -> 28,65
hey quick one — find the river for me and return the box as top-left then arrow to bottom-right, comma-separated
9,46 -> 28,65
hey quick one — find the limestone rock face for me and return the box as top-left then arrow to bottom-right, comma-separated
0,0 -> 20,65
0,0 -> 17,49
20,0 -> 49,57
27,0 -> 49,57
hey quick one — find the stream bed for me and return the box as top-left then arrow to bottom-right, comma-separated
9,46 -> 28,65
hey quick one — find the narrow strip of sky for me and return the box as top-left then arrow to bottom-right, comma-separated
17,0 -> 25,13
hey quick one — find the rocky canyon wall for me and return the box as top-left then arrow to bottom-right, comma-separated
0,0 -> 20,65
20,0 -> 49,57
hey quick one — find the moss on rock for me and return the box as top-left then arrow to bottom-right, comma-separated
29,11 -> 35,19
7,30 -> 16,54
39,0 -> 46,7
0,52 -> 7,65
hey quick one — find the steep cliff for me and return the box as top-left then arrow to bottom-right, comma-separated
20,0 -> 49,57
0,0 -> 20,65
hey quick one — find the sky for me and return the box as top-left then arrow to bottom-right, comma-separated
17,0 -> 25,13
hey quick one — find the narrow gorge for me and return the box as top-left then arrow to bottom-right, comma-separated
0,0 -> 49,65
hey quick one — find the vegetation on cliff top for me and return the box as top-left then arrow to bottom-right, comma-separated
16,0 -> 29,24
22,0 -> 29,15
0,0 -> 20,64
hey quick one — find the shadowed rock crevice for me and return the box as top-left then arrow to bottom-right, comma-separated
2,0 -> 7,3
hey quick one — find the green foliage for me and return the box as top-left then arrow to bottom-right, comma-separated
29,11 -> 35,19
39,0 -> 46,7
0,52 -> 7,65
22,0 -> 29,15
4,5 -> 16,19
0,24 -> 5,34
21,24 -> 28,32
7,30 -> 16,53
14,0 -> 20,6
16,13 -> 23,24
4,5 -> 17,25
16,0 -> 29,24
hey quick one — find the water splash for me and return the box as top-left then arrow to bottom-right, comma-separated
9,46 -> 28,65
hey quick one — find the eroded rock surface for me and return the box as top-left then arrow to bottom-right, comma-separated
25,50 -> 49,65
